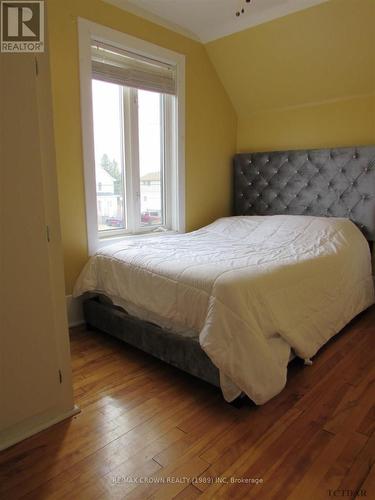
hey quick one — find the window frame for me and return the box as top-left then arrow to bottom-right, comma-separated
78,18 -> 185,255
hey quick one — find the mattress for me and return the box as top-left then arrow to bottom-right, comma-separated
74,215 -> 374,404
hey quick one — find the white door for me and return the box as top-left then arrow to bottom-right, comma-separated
0,51 -> 73,436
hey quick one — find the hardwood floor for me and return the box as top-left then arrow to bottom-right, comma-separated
1,307 -> 374,499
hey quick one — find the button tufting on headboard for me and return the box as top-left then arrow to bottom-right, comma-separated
234,146 -> 375,241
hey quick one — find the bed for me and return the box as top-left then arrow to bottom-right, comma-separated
74,145 -> 375,404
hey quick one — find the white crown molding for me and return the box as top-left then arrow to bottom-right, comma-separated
103,0 -> 329,44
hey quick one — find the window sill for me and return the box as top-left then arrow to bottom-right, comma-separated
95,229 -> 179,252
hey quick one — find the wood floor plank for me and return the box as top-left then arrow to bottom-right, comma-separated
173,484 -> 202,499
286,431 -> 360,500
197,407 -> 303,498
251,429 -> 333,500
324,366 -> 375,435
338,433 -> 375,493
357,405 -> 375,438
310,431 -> 369,498
361,464 -> 375,496
195,397 -> 302,492
153,434 -> 196,468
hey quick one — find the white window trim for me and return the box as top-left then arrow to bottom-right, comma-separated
77,18 -> 185,255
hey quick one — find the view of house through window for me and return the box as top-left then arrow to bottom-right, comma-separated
92,81 -> 165,233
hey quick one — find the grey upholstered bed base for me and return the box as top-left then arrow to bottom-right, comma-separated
83,145 -> 375,394
84,296 -> 220,387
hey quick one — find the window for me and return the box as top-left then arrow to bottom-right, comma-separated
78,20 -> 185,254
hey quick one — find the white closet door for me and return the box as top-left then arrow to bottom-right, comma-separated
0,53 -> 70,432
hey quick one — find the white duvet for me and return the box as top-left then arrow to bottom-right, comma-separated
74,215 -> 374,404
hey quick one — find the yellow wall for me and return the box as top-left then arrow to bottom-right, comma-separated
206,0 -> 375,152
47,0 -> 237,294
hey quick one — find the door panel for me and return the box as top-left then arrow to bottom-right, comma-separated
0,53 -> 62,429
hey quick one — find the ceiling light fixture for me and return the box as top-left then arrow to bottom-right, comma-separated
236,0 -> 251,18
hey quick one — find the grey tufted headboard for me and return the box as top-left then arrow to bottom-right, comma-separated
234,146 -> 375,240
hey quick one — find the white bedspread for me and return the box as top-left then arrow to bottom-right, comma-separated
74,215 -> 374,404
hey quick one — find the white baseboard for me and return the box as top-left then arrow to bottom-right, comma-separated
0,405 -> 80,452
66,294 -> 85,327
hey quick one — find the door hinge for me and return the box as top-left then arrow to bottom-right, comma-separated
59,369 -> 63,384
35,57 -> 39,76
46,225 -> 51,242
